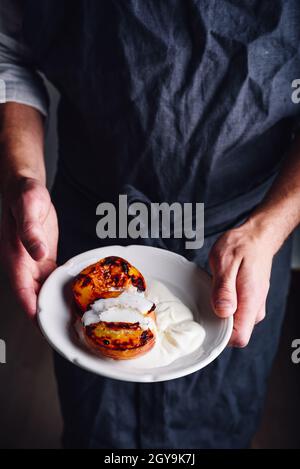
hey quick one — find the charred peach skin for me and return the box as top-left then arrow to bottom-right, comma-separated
73,256 -> 146,313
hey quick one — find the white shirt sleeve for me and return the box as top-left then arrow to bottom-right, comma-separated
0,0 -> 49,116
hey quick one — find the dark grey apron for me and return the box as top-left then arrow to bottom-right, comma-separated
23,0 -> 298,448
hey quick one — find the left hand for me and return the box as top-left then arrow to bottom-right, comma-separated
209,219 -> 275,347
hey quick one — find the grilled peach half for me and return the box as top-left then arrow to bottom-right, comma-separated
83,307 -> 156,360
73,256 -> 146,313
72,256 -> 156,360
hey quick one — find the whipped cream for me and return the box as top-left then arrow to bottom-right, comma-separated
89,290 -> 153,314
133,280 -> 206,367
82,289 -> 155,330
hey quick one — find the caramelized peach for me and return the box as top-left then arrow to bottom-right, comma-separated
73,256 -> 146,313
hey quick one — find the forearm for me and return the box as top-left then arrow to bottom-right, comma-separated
0,102 -> 46,192
245,134 -> 300,253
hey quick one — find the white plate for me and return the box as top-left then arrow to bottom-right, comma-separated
37,245 -> 233,382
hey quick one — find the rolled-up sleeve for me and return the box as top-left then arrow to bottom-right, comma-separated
0,0 -> 49,116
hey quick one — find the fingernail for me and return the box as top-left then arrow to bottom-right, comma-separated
214,299 -> 235,315
215,299 -> 233,308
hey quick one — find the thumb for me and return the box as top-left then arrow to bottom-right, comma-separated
210,257 -> 240,318
12,185 -> 50,261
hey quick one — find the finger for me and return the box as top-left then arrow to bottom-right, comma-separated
210,251 -> 241,318
229,261 -> 263,347
12,190 -> 49,261
9,261 -> 37,319
35,258 -> 57,286
255,304 -> 266,325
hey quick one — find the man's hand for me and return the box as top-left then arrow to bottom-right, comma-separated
0,177 -> 58,319
209,133 -> 300,348
209,219 -> 274,347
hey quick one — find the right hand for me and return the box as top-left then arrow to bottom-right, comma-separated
0,177 -> 59,319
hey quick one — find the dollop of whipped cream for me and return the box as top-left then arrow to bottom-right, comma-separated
82,288 -> 155,330
121,280 -> 206,367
